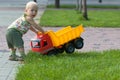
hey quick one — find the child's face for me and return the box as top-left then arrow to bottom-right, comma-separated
25,5 -> 38,18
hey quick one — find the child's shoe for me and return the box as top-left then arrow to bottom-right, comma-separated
9,55 -> 19,61
17,57 -> 24,61
18,54 -> 26,61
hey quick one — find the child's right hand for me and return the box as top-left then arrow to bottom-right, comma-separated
37,31 -> 43,35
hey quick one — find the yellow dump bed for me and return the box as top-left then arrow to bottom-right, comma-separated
46,25 -> 84,47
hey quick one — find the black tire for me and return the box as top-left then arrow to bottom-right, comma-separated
74,38 -> 84,49
57,47 -> 64,53
47,50 -> 57,56
65,43 -> 75,54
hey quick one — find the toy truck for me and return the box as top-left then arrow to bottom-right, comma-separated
31,25 -> 84,55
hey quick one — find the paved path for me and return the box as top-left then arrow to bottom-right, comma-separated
80,27 -> 120,52
1,27 -> 120,53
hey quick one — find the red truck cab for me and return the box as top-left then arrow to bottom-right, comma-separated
31,34 -> 54,54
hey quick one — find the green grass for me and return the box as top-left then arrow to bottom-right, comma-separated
47,4 -> 120,9
16,50 -> 120,80
40,9 -> 120,27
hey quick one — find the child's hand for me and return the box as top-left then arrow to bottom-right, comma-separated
37,31 -> 43,35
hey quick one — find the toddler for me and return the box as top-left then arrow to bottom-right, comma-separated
6,1 -> 44,61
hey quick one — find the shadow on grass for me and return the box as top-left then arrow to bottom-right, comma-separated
25,50 -> 102,61
25,49 -> 120,63
58,51 -> 101,59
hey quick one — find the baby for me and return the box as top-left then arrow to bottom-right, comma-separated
6,1 -> 45,61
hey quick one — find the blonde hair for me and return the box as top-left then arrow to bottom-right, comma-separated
25,1 -> 38,9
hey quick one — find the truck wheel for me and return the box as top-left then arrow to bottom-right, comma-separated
65,43 -> 75,54
74,38 -> 84,49
47,50 -> 57,56
57,47 -> 64,53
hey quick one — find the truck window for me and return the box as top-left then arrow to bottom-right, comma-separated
33,42 -> 40,48
31,39 -> 41,48
43,40 -> 47,47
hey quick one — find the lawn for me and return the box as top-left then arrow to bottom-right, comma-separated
47,5 -> 120,9
16,50 -> 120,80
15,7 -> 120,80
40,9 -> 120,27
